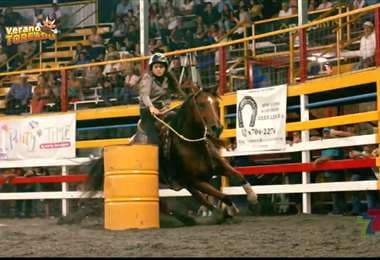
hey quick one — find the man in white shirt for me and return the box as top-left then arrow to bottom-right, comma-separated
278,1 -> 292,17
354,21 -> 377,70
317,0 -> 333,10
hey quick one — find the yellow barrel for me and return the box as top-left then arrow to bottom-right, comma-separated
104,145 -> 159,230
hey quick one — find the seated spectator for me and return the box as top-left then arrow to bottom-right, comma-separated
251,3 -> 264,22
100,77 -> 114,107
88,27 -> 105,61
117,67 -> 140,105
75,51 -> 91,65
49,3 -> 62,27
352,0 -> 366,9
313,128 -> 350,215
112,14 -> 129,45
353,21 -> 376,70
5,73 -> 32,115
203,2 -> 220,26
103,52 -> 122,76
262,0 -> 282,18
33,8 -> 44,25
168,19 -> 188,50
348,145 -> 380,215
4,7 -> 23,26
72,43 -> 86,65
0,47 -> 8,72
232,6 -> 250,39
116,0 -> 135,18
220,3 -> 235,32
120,37 -> 138,55
308,0 -> 317,11
317,0 -> 333,10
106,68 -> 125,100
84,64 -> 103,95
46,71 -> 60,99
31,74 -> 56,114
278,1 -> 293,17
105,43 -> 118,61
67,72 -> 84,102
193,16 -> 208,46
181,0 -> 195,15
162,0 -> 178,21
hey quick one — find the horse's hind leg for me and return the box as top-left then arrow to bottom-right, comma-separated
192,181 -> 239,217
217,159 -> 258,204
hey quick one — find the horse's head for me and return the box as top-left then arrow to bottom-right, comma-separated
188,85 -> 223,139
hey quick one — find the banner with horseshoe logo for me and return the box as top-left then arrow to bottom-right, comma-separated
236,84 -> 287,154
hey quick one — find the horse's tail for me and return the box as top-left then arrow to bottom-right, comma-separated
83,156 -> 105,197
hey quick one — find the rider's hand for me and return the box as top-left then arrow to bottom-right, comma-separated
149,106 -> 161,116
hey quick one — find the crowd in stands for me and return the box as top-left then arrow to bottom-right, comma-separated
1,0 -> 379,114
0,0 -> 380,219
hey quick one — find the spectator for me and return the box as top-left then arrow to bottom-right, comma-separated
313,127 -> 350,215
317,0 -> 333,10
220,3 -> 236,32
168,19 -> 188,50
162,0 -> 178,20
116,0 -> 135,18
0,47 -> 8,72
112,14 -> 130,45
49,3 -> 62,26
181,0 -> 195,15
193,16 -> 208,46
217,0 -> 234,13
251,3 -> 264,22
88,27 -> 105,61
31,74 -> 52,113
308,0 -> 317,11
278,1 -> 293,17
75,50 -> 90,65
262,0 -> 282,18
67,72 -> 84,102
354,21 -> 376,70
72,43 -> 86,64
352,0 -> 367,9
4,7 -> 23,26
203,2 -> 220,26
120,37 -> 138,54
5,73 -> 32,115
103,52 -> 122,76
232,6 -> 250,39
46,71 -> 60,99
33,8 -> 44,25
347,145 -> 380,215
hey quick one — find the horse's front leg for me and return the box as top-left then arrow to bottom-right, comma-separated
216,157 -> 258,204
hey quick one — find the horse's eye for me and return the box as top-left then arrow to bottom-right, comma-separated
198,103 -> 206,109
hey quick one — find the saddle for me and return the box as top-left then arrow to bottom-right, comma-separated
130,116 -> 182,191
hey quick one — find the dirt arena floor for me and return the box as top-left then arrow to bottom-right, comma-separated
0,214 -> 379,257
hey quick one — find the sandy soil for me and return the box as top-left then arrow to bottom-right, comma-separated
0,214 -> 379,257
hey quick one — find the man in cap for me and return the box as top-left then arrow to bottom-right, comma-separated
355,20 -> 376,70
5,73 -> 32,115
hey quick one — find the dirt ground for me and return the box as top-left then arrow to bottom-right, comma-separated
0,214 -> 379,257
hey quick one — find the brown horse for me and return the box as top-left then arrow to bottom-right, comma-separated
85,85 -> 257,223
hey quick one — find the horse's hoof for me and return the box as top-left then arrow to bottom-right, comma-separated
225,203 -> 240,217
247,192 -> 258,204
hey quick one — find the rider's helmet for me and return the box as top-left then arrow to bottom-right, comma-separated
148,52 -> 169,71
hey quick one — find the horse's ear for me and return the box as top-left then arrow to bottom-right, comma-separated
190,83 -> 201,94
208,86 -> 219,96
